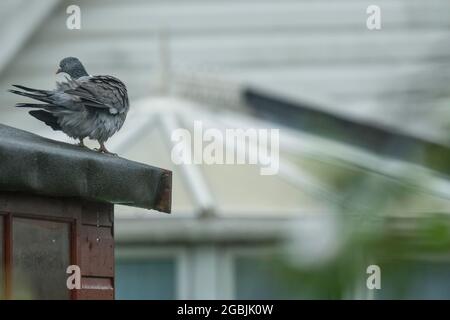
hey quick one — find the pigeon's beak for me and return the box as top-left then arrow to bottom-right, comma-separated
56,67 -> 62,74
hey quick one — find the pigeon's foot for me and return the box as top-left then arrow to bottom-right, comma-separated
77,138 -> 88,149
95,142 -> 117,156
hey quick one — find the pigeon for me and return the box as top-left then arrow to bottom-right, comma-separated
8,57 -> 129,155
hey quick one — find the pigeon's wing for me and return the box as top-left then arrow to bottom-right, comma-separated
64,75 -> 129,115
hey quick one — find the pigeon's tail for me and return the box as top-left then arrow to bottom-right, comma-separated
8,89 -> 53,104
11,84 -> 49,94
28,110 -> 61,131
14,102 -> 59,112
9,84 -> 54,104
9,84 -> 62,131
15,103 -> 52,108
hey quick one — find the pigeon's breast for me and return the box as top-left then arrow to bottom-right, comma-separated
57,109 -> 93,139
87,111 -> 127,142
56,108 -> 126,142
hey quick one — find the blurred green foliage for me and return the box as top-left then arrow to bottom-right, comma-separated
274,160 -> 450,299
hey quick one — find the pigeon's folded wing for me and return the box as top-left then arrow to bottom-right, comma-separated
64,75 -> 128,115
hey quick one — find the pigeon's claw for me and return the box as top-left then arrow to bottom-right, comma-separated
95,142 -> 117,156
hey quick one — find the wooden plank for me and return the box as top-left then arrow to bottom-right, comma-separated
80,225 -> 114,277
77,277 -> 114,300
4,214 -> 12,299
11,31 -> 450,77
81,201 -> 113,227
0,215 -> 3,299
41,0 -> 450,34
4,60 -> 446,88
0,192 -> 81,220
77,289 -> 114,300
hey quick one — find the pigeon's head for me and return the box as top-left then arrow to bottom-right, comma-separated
56,57 -> 88,79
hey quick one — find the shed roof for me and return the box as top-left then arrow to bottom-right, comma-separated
0,124 -> 171,212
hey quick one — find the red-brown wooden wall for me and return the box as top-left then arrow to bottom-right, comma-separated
0,192 -> 114,300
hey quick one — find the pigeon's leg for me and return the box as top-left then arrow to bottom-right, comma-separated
77,138 -> 87,148
95,141 -> 117,156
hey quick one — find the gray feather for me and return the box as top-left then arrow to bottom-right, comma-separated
9,69 -> 129,144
